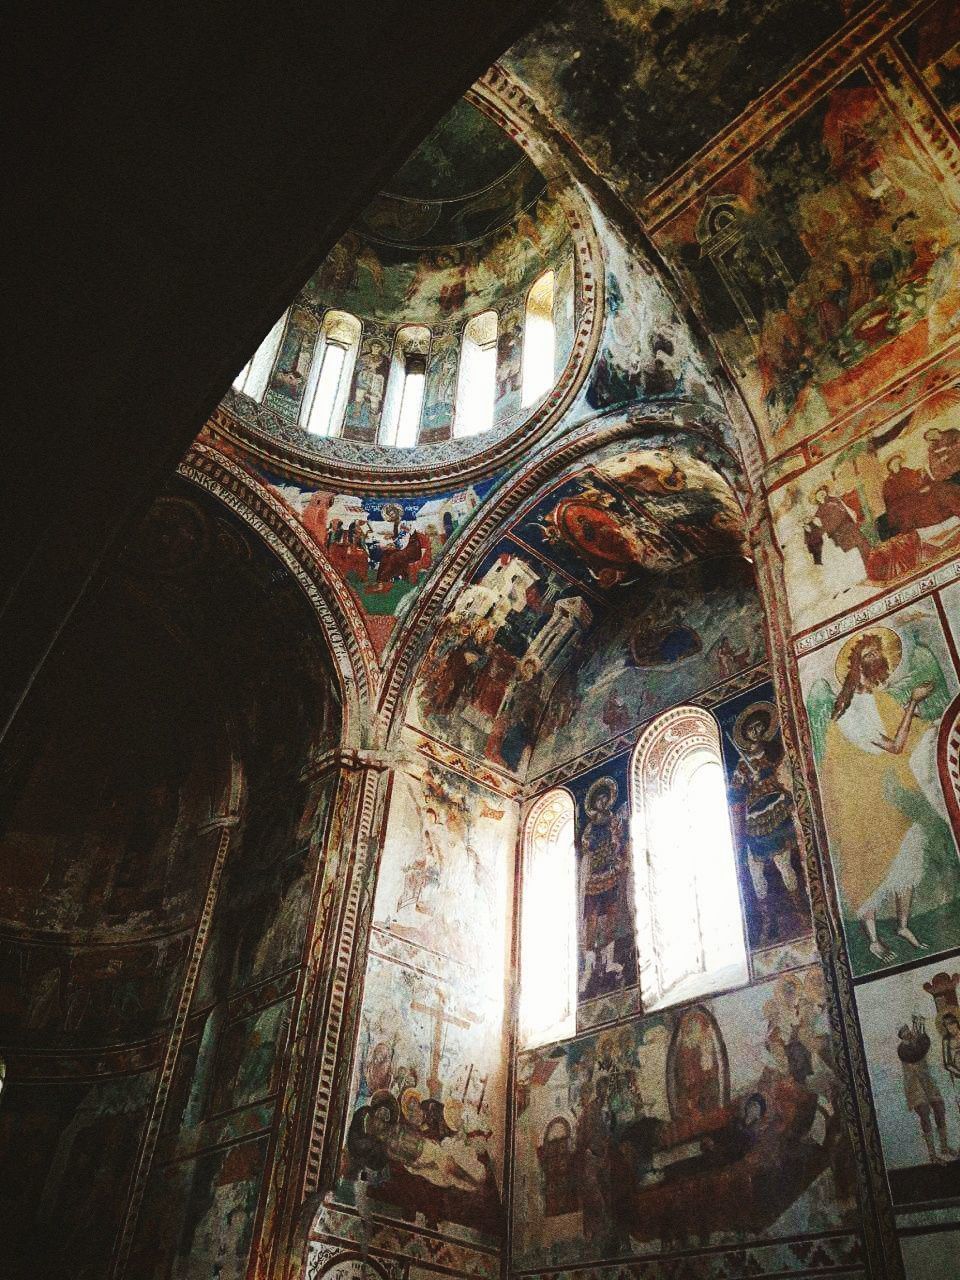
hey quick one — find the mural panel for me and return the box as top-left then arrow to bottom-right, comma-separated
800,598 -> 960,976
856,959 -> 960,1209
657,72 -> 960,455
901,1 -> 960,125
771,383 -> 960,633
512,967 -> 856,1267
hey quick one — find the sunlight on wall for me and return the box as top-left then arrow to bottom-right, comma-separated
521,270 -> 555,408
519,788 -> 577,1048
232,309 -> 289,401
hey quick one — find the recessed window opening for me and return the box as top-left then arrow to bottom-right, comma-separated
633,707 -> 747,1011
519,788 -> 577,1049
455,310 -> 498,438
521,270 -> 555,408
232,309 -> 289,402
300,311 -> 361,438
380,325 -> 430,447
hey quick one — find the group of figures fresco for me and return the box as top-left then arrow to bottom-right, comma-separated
514,968 -> 855,1265
413,442 -> 746,776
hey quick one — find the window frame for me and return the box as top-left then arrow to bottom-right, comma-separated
299,310 -> 361,439
454,309 -> 499,439
520,268 -> 556,409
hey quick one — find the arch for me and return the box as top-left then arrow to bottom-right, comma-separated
518,786 -> 577,1048
178,441 -> 377,748
632,705 -> 747,1010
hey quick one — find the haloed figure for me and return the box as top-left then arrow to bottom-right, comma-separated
898,1016 -> 956,1165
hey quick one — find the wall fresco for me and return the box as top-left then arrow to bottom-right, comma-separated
800,597 -> 960,977
900,1 -> 960,125
856,959 -> 960,1209
529,556 -> 764,777
771,383 -> 960,633
335,757 -> 515,1247
512,966 -> 856,1268
657,72 -> 960,456
266,473 -> 496,656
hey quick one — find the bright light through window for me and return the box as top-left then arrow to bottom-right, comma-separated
394,364 -> 426,448
305,342 -> 346,436
300,311 -> 361,438
519,789 -> 577,1049
633,708 -> 747,1010
232,309 -> 289,402
456,310 -> 498,438
521,270 -> 555,408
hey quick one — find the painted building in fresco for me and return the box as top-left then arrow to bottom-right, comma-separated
7,4 -> 960,1280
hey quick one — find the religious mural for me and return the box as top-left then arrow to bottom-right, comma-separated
801,599 -> 960,976
266,473 -> 495,655
336,757 -> 515,1246
771,384 -> 960,632
716,684 -> 813,955
529,555 -> 764,777
657,71 -> 960,454
901,0 -> 960,126
856,959 -> 960,1210
512,966 -> 856,1267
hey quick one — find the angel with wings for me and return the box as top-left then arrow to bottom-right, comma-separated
806,623 -> 956,963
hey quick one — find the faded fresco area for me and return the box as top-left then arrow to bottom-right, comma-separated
512,967 -> 856,1267
529,555 -> 764,776
334,758 -> 516,1246
504,0 -> 862,208
658,74 -> 960,454
801,598 -> 960,977
772,384 -> 960,632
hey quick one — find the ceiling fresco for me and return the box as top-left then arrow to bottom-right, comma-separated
407,436 -> 748,776
502,0 -> 864,209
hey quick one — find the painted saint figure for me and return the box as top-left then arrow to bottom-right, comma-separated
807,626 -> 954,963
579,778 -> 632,1000
727,701 -> 804,945
897,1016 -> 956,1165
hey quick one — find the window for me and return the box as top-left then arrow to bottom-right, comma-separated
455,310 -> 498,438
232,309 -> 289,402
521,270 -> 555,408
300,311 -> 361,437
632,707 -> 747,1010
518,788 -> 577,1048
380,325 -> 430,447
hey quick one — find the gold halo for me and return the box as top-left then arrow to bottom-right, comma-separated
586,776 -> 619,815
443,1098 -> 464,1132
835,627 -> 902,686
732,701 -> 778,753
399,1087 -> 423,1122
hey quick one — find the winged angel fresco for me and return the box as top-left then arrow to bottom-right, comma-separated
805,624 -> 960,966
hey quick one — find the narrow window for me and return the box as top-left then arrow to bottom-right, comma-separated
632,707 -> 747,1010
455,310 -> 498,438
232,309 -> 289,402
521,270 -> 555,408
380,325 -> 430,447
300,311 -> 361,438
519,789 -> 577,1048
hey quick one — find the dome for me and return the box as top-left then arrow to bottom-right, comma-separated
225,92 -> 601,479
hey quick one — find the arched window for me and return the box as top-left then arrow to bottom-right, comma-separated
455,310 -> 498,438
521,269 -> 555,408
632,707 -> 747,1010
519,788 -> 577,1048
232,308 -> 289,402
300,310 -> 361,438
380,325 -> 430,447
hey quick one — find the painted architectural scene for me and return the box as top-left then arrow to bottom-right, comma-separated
772,382 -> 960,632
800,598 -> 960,976
512,967 -> 856,1268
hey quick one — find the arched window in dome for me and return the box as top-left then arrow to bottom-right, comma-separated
519,788 -> 577,1048
521,269 -> 555,408
632,707 -> 747,1010
455,310 -> 498,438
380,325 -> 431,448
232,308 -> 289,402
300,310 -> 361,438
